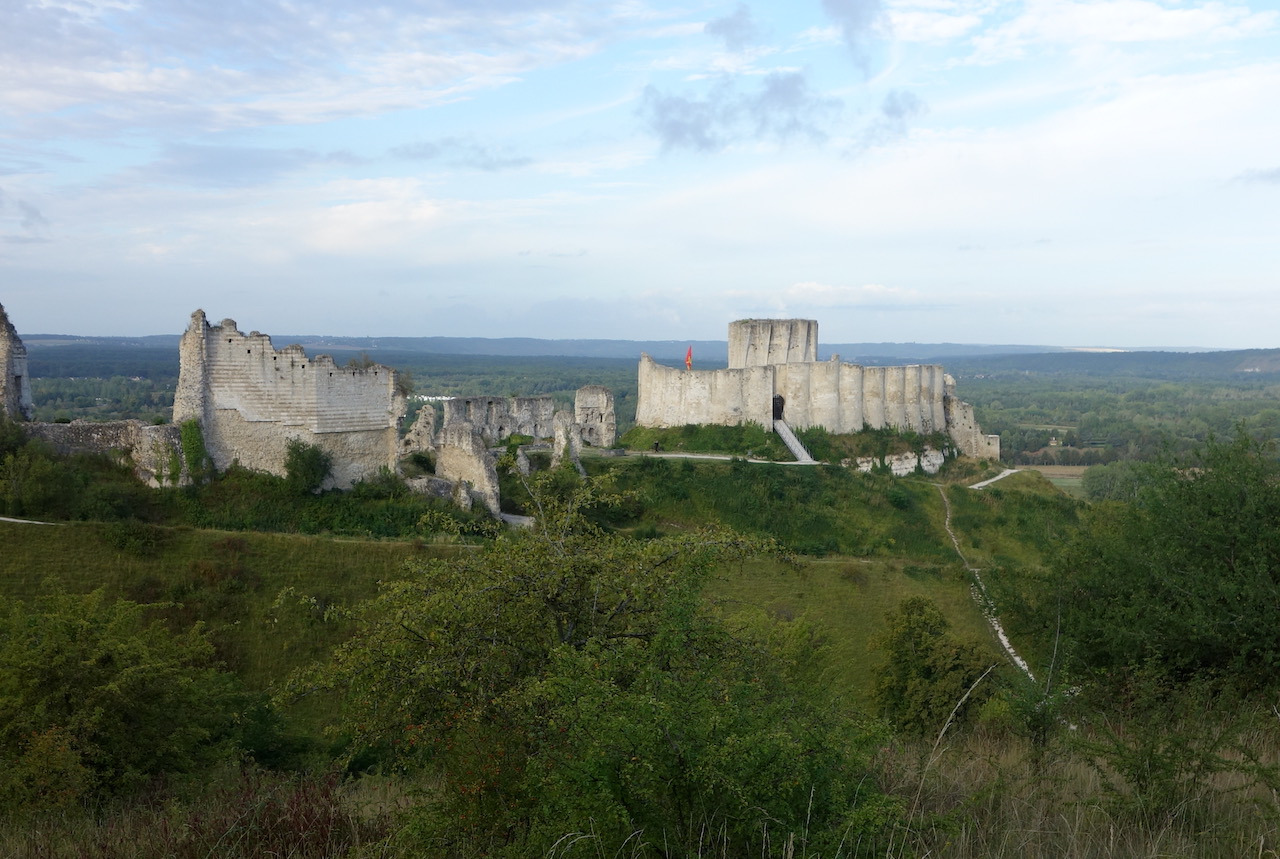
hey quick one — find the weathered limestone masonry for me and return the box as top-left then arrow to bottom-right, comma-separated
574,385 -> 616,448
435,422 -> 502,516
636,318 -> 1000,460
1,303 -> 183,486
173,310 -> 406,489
415,388 -> 617,512
0,302 -> 33,421
443,397 -> 556,445
26,421 -> 185,487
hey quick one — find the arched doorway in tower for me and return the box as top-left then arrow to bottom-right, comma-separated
772,395 -> 785,421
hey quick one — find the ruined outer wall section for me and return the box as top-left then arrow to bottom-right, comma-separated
944,375 -> 1001,459
574,385 -> 616,448
728,319 -> 818,368
25,421 -> 184,487
0,302 -> 34,421
173,310 -> 405,489
435,423 -> 501,516
634,354 -> 774,428
443,397 -> 556,445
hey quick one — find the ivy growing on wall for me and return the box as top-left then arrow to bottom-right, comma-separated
179,420 -> 212,484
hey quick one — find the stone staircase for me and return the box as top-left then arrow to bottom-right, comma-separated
773,420 -> 816,463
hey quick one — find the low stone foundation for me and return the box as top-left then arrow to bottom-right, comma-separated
24,420 -> 186,487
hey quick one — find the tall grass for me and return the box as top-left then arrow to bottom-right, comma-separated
876,721 -> 1280,858
0,766 -> 395,859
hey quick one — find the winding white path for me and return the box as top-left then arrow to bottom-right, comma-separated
935,482 -> 1035,681
968,468 -> 1020,489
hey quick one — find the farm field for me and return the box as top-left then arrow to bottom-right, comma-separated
1022,464 -> 1088,498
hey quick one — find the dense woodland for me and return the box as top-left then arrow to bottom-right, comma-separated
3,342 -> 1280,856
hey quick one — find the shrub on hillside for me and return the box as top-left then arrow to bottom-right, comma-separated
0,589 -> 257,807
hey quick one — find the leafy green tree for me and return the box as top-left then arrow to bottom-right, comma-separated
308,472 -> 897,856
0,588 -> 251,806
1055,430 -> 1280,688
871,597 -> 996,736
1081,459 -> 1153,502
0,442 -> 83,518
0,416 -> 26,458
284,438 -> 332,494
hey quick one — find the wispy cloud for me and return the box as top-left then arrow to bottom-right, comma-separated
853,88 -> 928,149
390,137 -> 533,172
822,0 -> 889,73
724,281 -> 923,314
0,187 -> 52,243
705,3 -> 758,50
640,71 -> 839,151
140,144 -> 360,188
0,0 -> 633,138
1233,166 -> 1280,184
969,0 -> 1277,64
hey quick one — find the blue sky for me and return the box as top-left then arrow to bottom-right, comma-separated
1,0 -> 1277,347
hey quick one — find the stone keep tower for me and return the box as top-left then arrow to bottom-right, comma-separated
728,319 -> 817,368
0,302 -> 33,421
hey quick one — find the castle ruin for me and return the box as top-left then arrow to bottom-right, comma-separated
636,319 -> 999,460
0,303 -> 33,422
173,310 -> 406,489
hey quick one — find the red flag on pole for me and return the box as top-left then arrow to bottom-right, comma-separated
685,345 -> 693,370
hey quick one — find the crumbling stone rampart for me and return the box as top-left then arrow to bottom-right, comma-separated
574,385 -> 616,448
443,397 -> 556,445
435,422 -> 501,516
25,421 -> 185,487
173,310 -> 406,489
0,302 -> 34,421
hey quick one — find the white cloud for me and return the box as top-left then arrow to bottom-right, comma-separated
970,0 -> 1277,63
0,1 -> 635,136
722,282 -> 923,312
299,180 -> 442,254
889,10 -> 984,42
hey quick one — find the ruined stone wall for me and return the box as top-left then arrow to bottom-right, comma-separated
634,355 -> 774,428
435,423 -> 501,516
574,385 -> 616,448
173,310 -> 405,489
944,375 -> 1002,459
728,319 -> 817,368
0,302 -> 33,421
443,396 -> 556,445
25,420 -> 184,487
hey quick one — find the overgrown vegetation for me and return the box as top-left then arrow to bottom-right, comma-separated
304,470 -> 899,857
586,454 -> 967,557
797,425 -> 954,464
619,421 -> 794,459
0,588 -> 262,809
